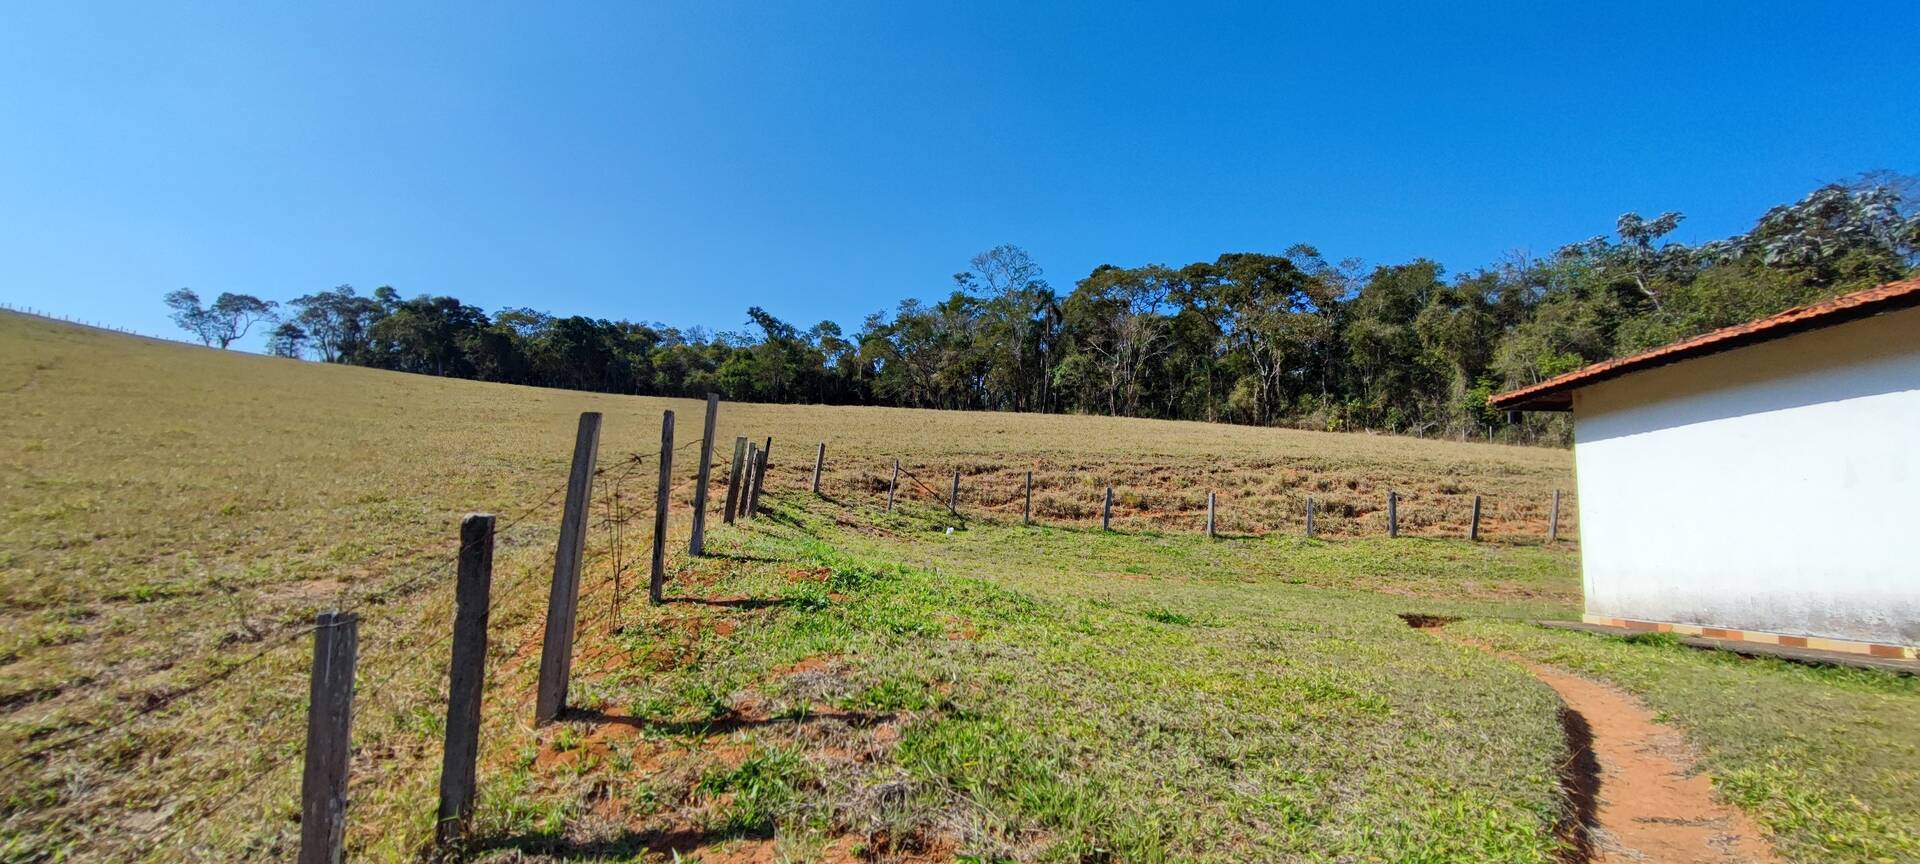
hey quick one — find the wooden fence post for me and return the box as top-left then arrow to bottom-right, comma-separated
739,443 -> 759,520
690,395 -> 718,555
1023,471 -> 1032,526
948,469 -> 959,515
1206,491 -> 1216,539
298,610 -> 358,864
1306,496 -> 1315,538
535,412 -> 600,726
886,460 -> 899,512
747,446 -> 769,516
1548,490 -> 1561,543
723,436 -> 747,524
1102,486 -> 1114,532
1469,495 -> 1482,542
436,515 -> 493,846
1387,490 -> 1398,538
811,442 -> 825,494
649,410 -> 674,604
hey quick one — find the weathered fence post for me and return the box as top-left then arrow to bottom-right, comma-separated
747,445 -> 769,516
886,460 -> 899,513
1548,489 -> 1561,543
535,412 -> 600,726
1306,496 -> 1316,538
1023,471 -> 1032,526
690,395 -> 719,555
1102,486 -> 1114,532
298,610 -> 359,864
1206,491 -> 1216,539
1469,495 -> 1482,542
948,469 -> 960,515
436,515 -> 493,846
739,443 -> 759,520
811,442 -> 825,494
1387,490 -> 1399,538
649,410 -> 674,604
723,436 -> 747,524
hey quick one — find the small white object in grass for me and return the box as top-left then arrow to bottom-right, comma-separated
945,527 -> 954,535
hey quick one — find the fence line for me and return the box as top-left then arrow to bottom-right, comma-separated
13,395 -> 1576,861
795,449 -> 1572,545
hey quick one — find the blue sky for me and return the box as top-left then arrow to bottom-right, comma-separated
2,2 -> 1915,350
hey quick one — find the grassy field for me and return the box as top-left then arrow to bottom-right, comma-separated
2,311 -> 1916,863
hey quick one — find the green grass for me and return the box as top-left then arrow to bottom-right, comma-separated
4,312 -> 1917,862
1455,619 -> 1920,863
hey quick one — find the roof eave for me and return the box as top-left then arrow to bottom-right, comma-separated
1486,276 -> 1920,415
1489,391 -> 1571,412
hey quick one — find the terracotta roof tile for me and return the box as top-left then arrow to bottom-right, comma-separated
1490,276 -> 1920,411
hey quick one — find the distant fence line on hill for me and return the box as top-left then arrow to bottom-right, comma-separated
12,395 -> 1572,860
0,301 -> 173,342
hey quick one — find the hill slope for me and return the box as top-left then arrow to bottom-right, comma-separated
4,312 -> 1914,864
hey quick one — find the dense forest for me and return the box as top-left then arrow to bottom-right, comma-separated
166,177 -> 1918,444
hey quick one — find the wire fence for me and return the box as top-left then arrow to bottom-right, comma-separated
844,458 -> 1574,545
0,301 -> 180,343
2,398 -> 1576,861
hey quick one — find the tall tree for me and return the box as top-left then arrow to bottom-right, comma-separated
163,289 -> 278,349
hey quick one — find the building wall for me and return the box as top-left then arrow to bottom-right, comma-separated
1572,304 -> 1920,647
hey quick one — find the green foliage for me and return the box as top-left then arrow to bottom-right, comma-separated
193,177 -> 1914,443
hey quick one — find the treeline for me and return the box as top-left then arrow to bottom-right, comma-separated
175,177 -> 1917,443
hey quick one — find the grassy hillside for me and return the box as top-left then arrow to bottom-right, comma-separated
2,311 -> 1914,864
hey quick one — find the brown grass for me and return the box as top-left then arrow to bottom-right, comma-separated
0,311 -> 1573,861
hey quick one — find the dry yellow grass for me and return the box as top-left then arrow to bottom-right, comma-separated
1,311 -> 1575,861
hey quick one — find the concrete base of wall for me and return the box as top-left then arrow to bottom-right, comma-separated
1583,614 -> 1917,660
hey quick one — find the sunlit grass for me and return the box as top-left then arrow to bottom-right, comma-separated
6,312 -> 1913,863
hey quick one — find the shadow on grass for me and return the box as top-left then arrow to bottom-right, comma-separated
705,550 -> 780,564
1554,707 -> 1601,864
465,824 -> 770,860
564,706 -> 897,737
661,595 -> 796,610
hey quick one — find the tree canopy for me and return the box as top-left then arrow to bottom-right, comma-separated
174,176 -> 1917,444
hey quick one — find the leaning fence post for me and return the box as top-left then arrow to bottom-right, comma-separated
690,395 -> 719,555
649,410 -> 674,604
811,442 -> 825,494
1306,496 -> 1316,538
739,443 -> 759,519
436,515 -> 494,846
723,436 -> 747,524
1469,495 -> 1482,542
1548,489 -> 1561,544
1102,486 -> 1114,532
298,610 -> 359,864
535,411 -> 600,726
1387,490 -> 1398,538
747,446 -> 769,516
1023,471 -> 1032,526
886,460 -> 899,512
1206,491 -> 1216,539
948,469 -> 960,516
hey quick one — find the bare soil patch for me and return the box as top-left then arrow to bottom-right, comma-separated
1437,630 -> 1779,863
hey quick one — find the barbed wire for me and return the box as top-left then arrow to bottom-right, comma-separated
4,477 -> 570,772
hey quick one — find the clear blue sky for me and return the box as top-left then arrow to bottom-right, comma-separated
2,2 -> 1915,350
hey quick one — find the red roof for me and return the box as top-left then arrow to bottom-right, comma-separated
1490,276 -> 1920,411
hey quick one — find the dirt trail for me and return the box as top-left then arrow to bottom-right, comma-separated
1438,631 -> 1779,863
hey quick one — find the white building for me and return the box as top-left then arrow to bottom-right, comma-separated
1492,277 -> 1920,659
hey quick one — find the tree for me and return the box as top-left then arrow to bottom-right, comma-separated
266,321 -> 309,358
1061,264 -> 1175,417
164,289 -> 215,345
163,289 -> 277,349
1709,181 -> 1918,279
290,286 -> 383,362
